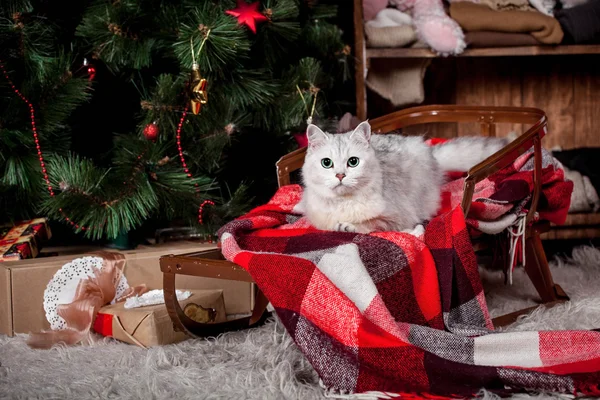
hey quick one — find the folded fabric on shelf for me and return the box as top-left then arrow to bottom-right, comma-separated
366,8 -> 414,28
562,166 -> 600,213
477,0 -> 536,11
555,0 -> 600,44
552,147 -> 600,196
560,0 -> 590,9
465,31 -> 541,46
365,9 -> 418,48
366,58 -> 431,107
528,0 -> 557,15
449,1 -> 564,44
363,0 -> 388,21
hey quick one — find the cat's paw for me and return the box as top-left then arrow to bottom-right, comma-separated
334,222 -> 357,233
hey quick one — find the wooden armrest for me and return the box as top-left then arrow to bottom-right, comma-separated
276,105 -> 549,190
460,118 -> 547,224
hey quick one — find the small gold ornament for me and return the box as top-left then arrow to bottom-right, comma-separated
189,62 -> 207,115
184,302 -> 217,323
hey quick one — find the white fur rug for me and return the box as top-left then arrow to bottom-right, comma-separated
1,246 -> 599,400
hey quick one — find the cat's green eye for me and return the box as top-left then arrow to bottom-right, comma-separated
321,158 -> 333,169
347,157 -> 360,167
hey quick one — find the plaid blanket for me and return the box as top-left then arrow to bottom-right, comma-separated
434,141 -> 573,237
218,182 -> 600,398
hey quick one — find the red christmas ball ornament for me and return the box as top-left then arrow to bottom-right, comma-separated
143,121 -> 160,141
83,58 -> 96,81
87,66 -> 96,81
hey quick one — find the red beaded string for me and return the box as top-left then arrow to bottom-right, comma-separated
175,108 -> 214,225
2,60 -> 212,233
198,200 -> 215,225
0,60 -> 91,232
176,109 -> 192,178
1,62 -> 52,194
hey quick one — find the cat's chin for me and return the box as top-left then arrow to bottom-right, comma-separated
331,184 -> 354,196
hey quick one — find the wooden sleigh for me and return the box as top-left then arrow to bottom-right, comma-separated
160,105 -> 570,337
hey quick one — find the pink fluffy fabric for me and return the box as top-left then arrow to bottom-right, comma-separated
389,0 -> 466,55
363,0 -> 388,20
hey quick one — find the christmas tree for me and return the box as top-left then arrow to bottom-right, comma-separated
0,0 -> 353,243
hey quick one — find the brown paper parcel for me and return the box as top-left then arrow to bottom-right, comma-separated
93,289 -> 226,348
0,242 -> 254,336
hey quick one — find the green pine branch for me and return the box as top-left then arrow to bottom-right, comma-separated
0,129 -> 34,155
0,0 -> 353,238
174,3 -> 250,74
255,0 -> 301,66
35,52 -> 93,134
0,152 -> 40,193
276,57 -> 327,130
303,19 -> 345,58
76,0 -> 163,70
1,0 -> 32,16
42,138 -> 218,239
213,68 -> 280,109
188,131 -> 232,174
0,12 -> 55,81
307,3 -> 338,19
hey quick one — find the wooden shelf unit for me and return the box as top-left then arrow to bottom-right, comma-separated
353,0 -> 600,122
353,0 -> 600,240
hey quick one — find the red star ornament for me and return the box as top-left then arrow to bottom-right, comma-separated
226,0 -> 268,34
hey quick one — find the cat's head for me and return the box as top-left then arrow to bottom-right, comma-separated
301,121 -> 379,198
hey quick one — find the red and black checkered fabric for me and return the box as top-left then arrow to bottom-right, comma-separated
217,159 -> 597,398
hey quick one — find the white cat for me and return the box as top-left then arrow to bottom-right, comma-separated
298,121 -> 509,234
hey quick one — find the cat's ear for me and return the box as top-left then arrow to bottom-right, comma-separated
350,120 -> 371,146
306,124 -> 328,149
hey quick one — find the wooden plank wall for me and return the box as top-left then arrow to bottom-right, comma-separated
366,55 -> 600,151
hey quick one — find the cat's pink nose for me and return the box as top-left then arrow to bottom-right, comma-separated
336,173 -> 345,181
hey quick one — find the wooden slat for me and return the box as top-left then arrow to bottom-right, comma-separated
493,60 -> 523,137
562,213 -> 600,226
542,213 -> 600,240
542,227 -> 600,240
455,59 -> 486,137
367,45 -> 600,59
453,58 -> 523,137
353,0 -> 367,120
574,56 -> 600,148
522,58 -> 574,150
423,58 -> 458,138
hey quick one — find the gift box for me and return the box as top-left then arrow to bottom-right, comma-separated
0,241 -> 255,336
93,289 -> 226,348
0,218 -> 52,261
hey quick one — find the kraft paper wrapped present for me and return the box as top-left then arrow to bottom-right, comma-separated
0,242 -> 254,337
92,289 -> 227,348
0,218 -> 52,261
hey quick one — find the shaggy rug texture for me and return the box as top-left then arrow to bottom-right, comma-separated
1,245 -> 599,400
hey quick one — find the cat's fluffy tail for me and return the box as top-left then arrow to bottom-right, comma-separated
431,136 -> 510,172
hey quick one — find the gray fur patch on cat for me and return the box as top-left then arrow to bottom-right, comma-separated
299,121 -> 508,234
